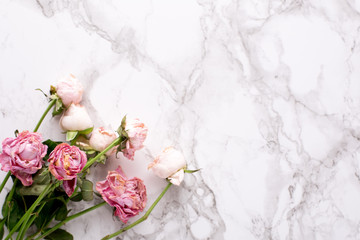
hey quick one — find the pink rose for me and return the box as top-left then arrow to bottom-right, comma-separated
48,143 -> 87,196
0,131 -> 47,186
122,118 -> 148,160
96,166 -> 147,223
60,104 -> 93,131
89,127 -> 118,155
56,74 -> 83,107
148,147 -> 186,185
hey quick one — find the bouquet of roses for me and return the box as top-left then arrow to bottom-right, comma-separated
0,75 -> 198,240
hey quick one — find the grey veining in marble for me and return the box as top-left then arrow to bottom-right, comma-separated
1,0 -> 360,239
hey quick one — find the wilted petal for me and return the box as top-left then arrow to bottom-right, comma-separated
63,178 -> 77,197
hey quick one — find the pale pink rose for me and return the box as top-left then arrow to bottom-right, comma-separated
0,131 -> 47,186
89,127 -> 118,155
48,143 -> 87,196
60,104 -> 93,131
122,118 -> 148,160
148,147 -> 186,185
167,169 -> 185,186
96,166 -> 147,223
56,74 -> 83,107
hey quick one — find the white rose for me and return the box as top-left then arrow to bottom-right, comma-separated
148,147 -> 186,185
60,104 -> 93,131
89,127 -> 118,155
56,74 -> 83,107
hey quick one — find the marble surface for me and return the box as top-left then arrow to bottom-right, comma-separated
1,0 -> 360,239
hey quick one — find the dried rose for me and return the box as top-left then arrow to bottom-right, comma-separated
0,131 -> 47,186
48,143 -> 87,196
96,166 -> 147,223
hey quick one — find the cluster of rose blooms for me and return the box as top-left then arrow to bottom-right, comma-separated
0,75 -> 194,240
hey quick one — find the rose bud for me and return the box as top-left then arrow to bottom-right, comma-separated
89,127 -> 118,155
96,166 -> 147,223
0,131 -> 47,186
60,104 -> 93,131
148,147 -> 186,186
56,74 -> 83,107
122,118 -> 148,160
48,143 -> 87,196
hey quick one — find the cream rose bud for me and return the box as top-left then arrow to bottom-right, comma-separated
148,147 -> 187,185
60,104 -> 93,131
56,74 -> 83,107
89,127 -> 118,154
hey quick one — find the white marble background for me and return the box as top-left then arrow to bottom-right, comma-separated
1,0 -> 360,239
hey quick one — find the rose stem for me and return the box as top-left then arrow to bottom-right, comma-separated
4,182 -> 59,240
101,182 -> 172,240
81,138 -> 121,172
16,201 -> 47,240
34,201 -> 107,240
33,98 -> 56,132
0,172 -> 11,194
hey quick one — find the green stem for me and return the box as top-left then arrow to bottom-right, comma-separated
81,138 -> 121,173
34,201 -> 107,240
4,182 -> 57,240
101,182 -> 172,240
0,172 -> 11,195
33,99 -> 56,132
17,201 -> 47,240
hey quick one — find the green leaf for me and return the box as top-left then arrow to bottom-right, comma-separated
78,127 -> 94,135
66,131 -> 78,142
35,198 -> 65,229
69,192 -> 82,202
55,204 -> 68,221
33,169 -> 51,185
44,228 -> 73,240
184,169 -> 201,174
52,98 -> 64,116
86,150 -> 96,155
18,184 -> 48,196
81,179 -> 93,202
7,199 -> 24,230
14,129 -> 19,137
2,192 -> 10,217
43,139 -> 62,156
36,88 -> 49,98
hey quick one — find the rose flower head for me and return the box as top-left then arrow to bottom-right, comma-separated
122,118 -> 148,160
48,143 -> 87,196
60,104 -> 93,131
96,166 -> 147,223
89,127 -> 118,156
56,74 -> 83,107
148,147 -> 186,186
0,131 -> 47,186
